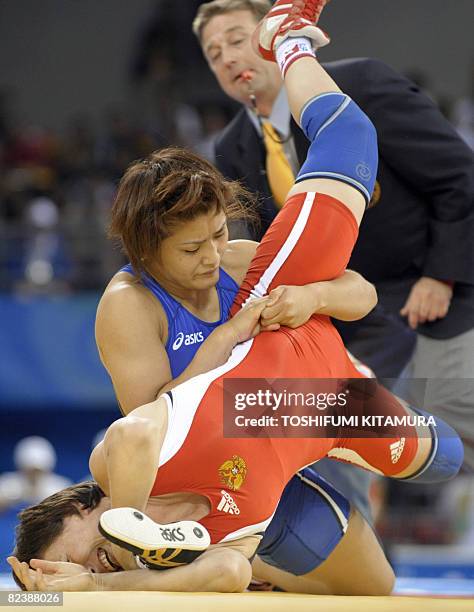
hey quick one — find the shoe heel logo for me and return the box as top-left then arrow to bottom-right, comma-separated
159,527 -> 185,542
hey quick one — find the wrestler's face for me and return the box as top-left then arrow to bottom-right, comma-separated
149,209 -> 229,292
201,10 -> 282,106
41,499 -> 121,573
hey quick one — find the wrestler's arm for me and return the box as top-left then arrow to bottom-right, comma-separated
11,542 -> 254,593
93,547 -> 252,592
259,270 -> 377,327
87,398 -> 169,570
224,240 -> 377,325
95,281 -> 175,414
95,537 -> 258,592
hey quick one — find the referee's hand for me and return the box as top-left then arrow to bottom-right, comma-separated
400,276 -> 452,329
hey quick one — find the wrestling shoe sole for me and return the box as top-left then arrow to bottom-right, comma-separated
99,507 -> 211,557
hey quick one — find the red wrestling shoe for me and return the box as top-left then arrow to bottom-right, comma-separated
252,0 -> 330,62
99,507 -> 211,570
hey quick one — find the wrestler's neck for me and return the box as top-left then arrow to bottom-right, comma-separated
143,492 -> 210,523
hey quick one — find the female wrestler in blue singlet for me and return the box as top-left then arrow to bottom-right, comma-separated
94,150 -> 391,594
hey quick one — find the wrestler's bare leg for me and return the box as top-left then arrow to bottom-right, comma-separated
251,508 -> 394,595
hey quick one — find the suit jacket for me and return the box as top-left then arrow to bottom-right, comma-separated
215,58 -> 474,339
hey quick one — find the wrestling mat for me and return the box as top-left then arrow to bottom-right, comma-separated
6,592 -> 474,611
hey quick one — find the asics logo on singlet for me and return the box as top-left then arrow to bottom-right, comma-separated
390,437 -> 406,464
172,331 -> 204,351
217,490 -> 240,515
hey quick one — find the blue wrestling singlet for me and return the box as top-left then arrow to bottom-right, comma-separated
121,262 -> 351,574
120,264 -> 239,378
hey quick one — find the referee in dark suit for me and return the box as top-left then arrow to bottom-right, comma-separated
193,0 -> 474,487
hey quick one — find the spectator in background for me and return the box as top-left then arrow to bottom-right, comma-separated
0,437 -> 72,511
15,196 -> 71,294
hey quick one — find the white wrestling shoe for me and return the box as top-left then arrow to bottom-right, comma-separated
252,0 -> 331,62
99,507 -> 211,570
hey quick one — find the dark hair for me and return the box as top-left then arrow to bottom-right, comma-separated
109,147 -> 257,276
193,0 -> 271,42
12,481 -> 105,590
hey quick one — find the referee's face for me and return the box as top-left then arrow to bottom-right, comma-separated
201,10 -> 281,108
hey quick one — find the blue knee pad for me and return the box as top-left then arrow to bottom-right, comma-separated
257,467 -> 350,575
296,93 -> 378,206
401,409 -> 464,483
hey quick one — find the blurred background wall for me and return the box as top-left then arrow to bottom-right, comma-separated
0,0 -> 472,130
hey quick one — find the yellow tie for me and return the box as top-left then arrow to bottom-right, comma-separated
261,120 -> 295,208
